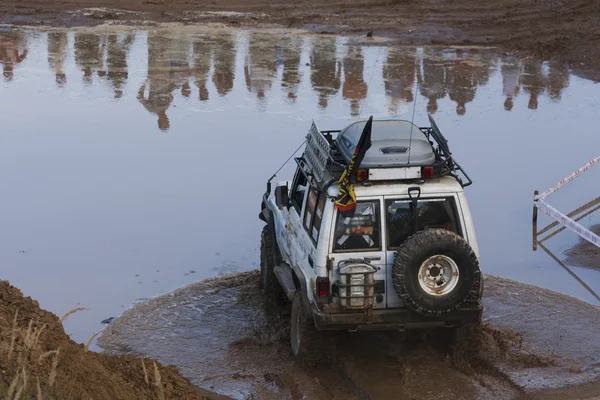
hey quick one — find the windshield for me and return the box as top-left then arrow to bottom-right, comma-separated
386,197 -> 461,249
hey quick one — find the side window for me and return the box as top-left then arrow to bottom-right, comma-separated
304,188 -> 318,231
303,188 -> 327,243
312,194 -> 327,242
386,197 -> 461,250
290,167 -> 308,214
333,201 -> 381,252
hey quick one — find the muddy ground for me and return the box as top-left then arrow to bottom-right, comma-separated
99,271 -> 600,400
0,280 -> 227,400
1,0 -> 600,81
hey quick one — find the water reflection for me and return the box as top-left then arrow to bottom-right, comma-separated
310,36 -> 341,109
47,32 -> 68,86
74,33 -> 103,84
278,36 -> 302,101
0,31 -> 28,81
383,47 -> 416,114
1,29 -> 577,126
212,33 -> 236,97
342,45 -> 368,116
447,50 -> 494,115
245,32 -> 277,105
192,35 -> 213,101
100,33 -> 135,98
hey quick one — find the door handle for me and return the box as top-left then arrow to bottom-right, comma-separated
364,256 -> 381,261
308,256 -> 314,268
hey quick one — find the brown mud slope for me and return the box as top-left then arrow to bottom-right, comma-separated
1,0 -> 600,80
0,280 -> 226,400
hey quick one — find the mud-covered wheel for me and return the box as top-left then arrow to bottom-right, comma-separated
290,293 -> 325,365
392,229 -> 481,316
260,226 -> 285,302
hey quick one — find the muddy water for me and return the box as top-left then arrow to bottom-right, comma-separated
99,271 -> 600,399
1,25 -> 600,346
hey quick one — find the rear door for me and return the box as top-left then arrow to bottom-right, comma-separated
328,197 -> 388,309
384,194 -> 464,307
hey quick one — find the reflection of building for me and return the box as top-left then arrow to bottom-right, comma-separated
501,57 -> 521,111
74,33 -> 104,84
244,32 -> 277,102
99,33 -> 135,98
447,50 -> 493,115
278,36 -> 302,101
0,31 -> 28,82
138,34 -> 174,131
192,36 -> 213,101
212,33 -> 236,97
47,32 -> 68,86
342,46 -> 368,116
310,37 -> 341,109
383,47 -> 416,114
417,48 -> 448,114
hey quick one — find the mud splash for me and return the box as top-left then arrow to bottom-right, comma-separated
99,271 -> 600,399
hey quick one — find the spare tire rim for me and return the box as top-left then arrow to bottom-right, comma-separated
418,255 -> 459,296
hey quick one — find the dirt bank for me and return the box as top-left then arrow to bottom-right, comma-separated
99,271 -> 600,400
0,280 -> 227,400
1,0 -> 600,81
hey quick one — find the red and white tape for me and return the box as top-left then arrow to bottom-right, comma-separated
535,155 -> 600,248
536,156 -> 600,201
536,199 -> 600,246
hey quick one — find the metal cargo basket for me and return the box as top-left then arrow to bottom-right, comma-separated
336,260 -> 378,309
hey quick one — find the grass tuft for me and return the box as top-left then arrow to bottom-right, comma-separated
153,361 -> 165,400
141,359 -> 149,385
85,331 -> 102,352
8,309 -> 19,361
59,307 -> 89,323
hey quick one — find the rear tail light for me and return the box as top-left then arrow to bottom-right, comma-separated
422,166 -> 434,179
356,169 -> 369,182
316,276 -> 330,301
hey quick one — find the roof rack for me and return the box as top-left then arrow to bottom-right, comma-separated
299,114 -> 472,190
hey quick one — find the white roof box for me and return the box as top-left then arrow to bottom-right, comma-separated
336,120 -> 436,167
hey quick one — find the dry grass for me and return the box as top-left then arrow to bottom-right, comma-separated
142,359 -> 149,385
3,305 -> 68,398
59,307 -> 89,323
3,305 -> 170,399
153,361 -> 165,400
85,331 -> 102,352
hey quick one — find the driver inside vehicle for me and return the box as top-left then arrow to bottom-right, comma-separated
334,201 -> 381,251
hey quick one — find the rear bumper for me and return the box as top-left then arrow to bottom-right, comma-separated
311,303 -> 483,331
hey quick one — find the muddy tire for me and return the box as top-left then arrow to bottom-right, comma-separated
290,293 -> 324,365
392,229 -> 481,317
260,225 -> 285,303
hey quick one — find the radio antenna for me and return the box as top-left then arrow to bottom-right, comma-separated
407,79 -> 419,165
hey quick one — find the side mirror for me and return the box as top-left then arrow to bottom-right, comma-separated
275,182 -> 290,208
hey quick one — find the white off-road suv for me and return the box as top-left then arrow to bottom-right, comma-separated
259,115 -> 483,363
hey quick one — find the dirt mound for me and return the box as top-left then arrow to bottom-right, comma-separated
0,280 -> 211,400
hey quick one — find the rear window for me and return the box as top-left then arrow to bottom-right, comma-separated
386,197 -> 461,249
333,201 -> 381,252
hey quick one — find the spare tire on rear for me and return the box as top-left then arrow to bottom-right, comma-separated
392,229 -> 481,317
